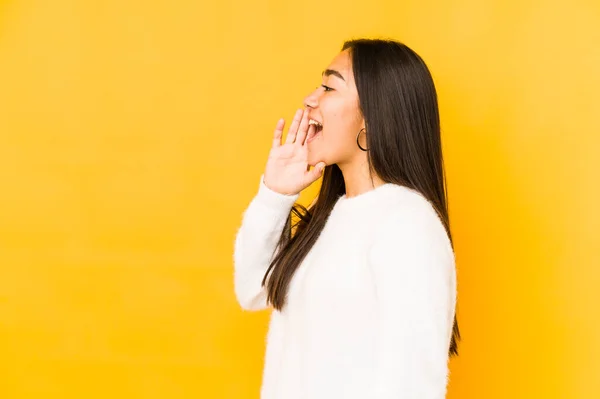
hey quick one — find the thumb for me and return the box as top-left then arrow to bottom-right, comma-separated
311,162 -> 326,179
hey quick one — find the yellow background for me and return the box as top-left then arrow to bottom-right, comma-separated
0,0 -> 598,398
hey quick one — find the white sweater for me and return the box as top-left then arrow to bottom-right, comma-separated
233,174 -> 457,399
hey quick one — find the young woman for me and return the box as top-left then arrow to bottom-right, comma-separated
233,38 -> 460,399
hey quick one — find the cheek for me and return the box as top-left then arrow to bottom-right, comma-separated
316,107 -> 362,161
328,106 -> 361,145
312,97 -> 362,161
323,100 -> 359,135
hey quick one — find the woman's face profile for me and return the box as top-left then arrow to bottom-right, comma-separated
304,49 -> 366,167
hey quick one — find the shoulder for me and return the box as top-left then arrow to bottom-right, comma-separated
380,184 -> 443,224
371,184 -> 454,258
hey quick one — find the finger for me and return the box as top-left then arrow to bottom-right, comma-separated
305,162 -> 326,183
272,118 -> 284,148
285,109 -> 303,145
304,124 -> 316,145
296,111 -> 311,145
295,108 -> 310,145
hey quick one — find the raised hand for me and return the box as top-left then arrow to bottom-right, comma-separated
263,108 -> 327,195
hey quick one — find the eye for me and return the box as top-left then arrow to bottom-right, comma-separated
320,84 -> 333,92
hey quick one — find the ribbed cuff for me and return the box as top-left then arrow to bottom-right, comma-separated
255,174 -> 299,210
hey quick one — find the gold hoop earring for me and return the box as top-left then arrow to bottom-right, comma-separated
356,128 -> 369,151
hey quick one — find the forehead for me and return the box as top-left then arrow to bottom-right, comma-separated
325,49 -> 354,84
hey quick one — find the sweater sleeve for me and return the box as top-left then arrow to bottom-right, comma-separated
233,174 -> 299,311
367,203 -> 456,398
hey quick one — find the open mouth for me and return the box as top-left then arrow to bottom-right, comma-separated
307,119 -> 323,143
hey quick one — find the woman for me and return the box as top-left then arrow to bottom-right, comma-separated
233,38 -> 460,399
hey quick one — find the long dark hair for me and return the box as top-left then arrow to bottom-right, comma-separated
261,38 -> 461,357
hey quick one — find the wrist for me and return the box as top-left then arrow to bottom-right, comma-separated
256,174 -> 299,209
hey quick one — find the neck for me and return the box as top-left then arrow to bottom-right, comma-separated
337,155 -> 386,198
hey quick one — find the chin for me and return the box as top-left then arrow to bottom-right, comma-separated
307,152 -> 324,168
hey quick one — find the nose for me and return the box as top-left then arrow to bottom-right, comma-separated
303,87 -> 319,109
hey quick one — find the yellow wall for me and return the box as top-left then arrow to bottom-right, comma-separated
0,0 -> 598,397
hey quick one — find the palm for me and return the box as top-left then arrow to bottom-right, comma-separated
263,109 -> 326,196
266,143 -> 309,191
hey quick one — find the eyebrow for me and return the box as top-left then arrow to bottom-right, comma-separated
322,68 -> 345,82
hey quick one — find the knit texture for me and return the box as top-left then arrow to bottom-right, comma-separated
233,174 -> 457,399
